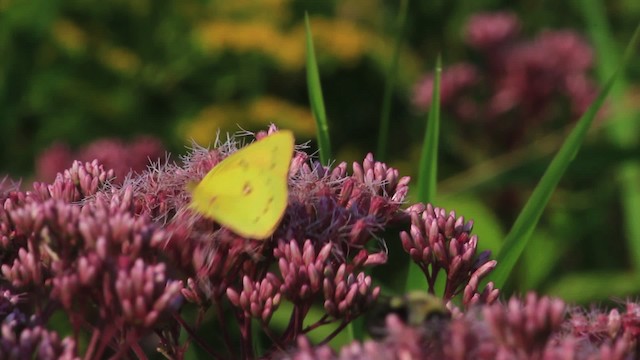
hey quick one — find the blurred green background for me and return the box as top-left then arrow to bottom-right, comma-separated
2,0 -> 640,305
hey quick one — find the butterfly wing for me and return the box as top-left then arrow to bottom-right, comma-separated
189,130 -> 294,239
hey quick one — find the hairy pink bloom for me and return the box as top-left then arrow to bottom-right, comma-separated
8,127 -> 640,358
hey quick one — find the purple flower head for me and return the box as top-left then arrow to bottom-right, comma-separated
36,135 -> 164,184
487,30 -> 596,122
35,142 -> 74,183
322,263 -> 380,320
226,273 -> 282,323
31,160 -> 115,203
534,30 -> 597,117
143,129 -> 412,353
17,126 -> 639,358
413,12 -> 599,149
279,152 -> 410,252
115,259 -> 183,328
276,239 -> 333,302
0,288 -> 23,320
0,156 -> 185,358
535,30 -> 593,73
339,314 -> 425,359
276,336 -> 336,360
281,315 -> 425,360
0,135 -> 492,359
281,297 -> 640,360
400,203 -> 498,304
484,293 -> 566,358
465,12 -> 521,51
0,320 -> 79,360
562,300 -> 640,359
412,63 -> 479,113
0,292 -> 79,360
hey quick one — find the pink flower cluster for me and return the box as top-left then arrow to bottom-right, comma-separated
401,203 -> 499,307
36,135 -> 165,183
413,12 -> 598,148
284,293 -> 640,360
5,127 -> 640,358
159,127 -> 410,357
1,161 -> 181,358
2,127 -> 420,358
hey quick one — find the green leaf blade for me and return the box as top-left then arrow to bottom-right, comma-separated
376,0 -> 409,161
304,13 -> 331,164
405,56 -> 442,293
416,55 -> 441,204
490,25 -> 640,290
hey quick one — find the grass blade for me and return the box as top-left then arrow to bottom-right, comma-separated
377,0 -> 409,161
490,25 -> 640,290
304,12 -> 331,164
405,56 -> 441,292
305,11 -> 348,342
416,55 -> 441,203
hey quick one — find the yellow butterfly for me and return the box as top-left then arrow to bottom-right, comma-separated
188,130 -> 294,240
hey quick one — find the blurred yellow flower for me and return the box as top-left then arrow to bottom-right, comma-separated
300,17 -> 370,65
98,46 -> 141,75
337,0 -> 385,27
196,15 -> 400,71
52,20 -> 88,54
182,97 -> 316,145
210,0 -> 291,23
197,21 -> 303,69
181,104 -> 241,145
195,13 -> 421,83
248,96 -> 315,136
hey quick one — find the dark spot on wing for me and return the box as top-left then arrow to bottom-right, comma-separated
243,182 -> 252,195
270,144 -> 279,169
238,159 -> 249,170
261,197 -> 274,215
208,196 -> 218,205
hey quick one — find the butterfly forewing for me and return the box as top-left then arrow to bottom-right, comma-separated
189,130 -> 295,239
